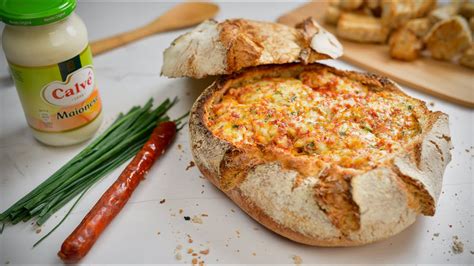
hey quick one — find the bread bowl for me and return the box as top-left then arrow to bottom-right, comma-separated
162,18 -> 452,246
187,63 -> 451,246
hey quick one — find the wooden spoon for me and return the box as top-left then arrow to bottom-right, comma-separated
90,2 -> 219,56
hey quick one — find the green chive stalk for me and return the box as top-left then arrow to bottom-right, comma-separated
0,97 -> 187,239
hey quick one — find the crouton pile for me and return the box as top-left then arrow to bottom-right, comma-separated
325,0 -> 474,68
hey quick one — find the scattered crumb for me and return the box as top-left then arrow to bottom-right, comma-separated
192,215 -> 203,224
188,238 -> 193,243
175,253 -> 182,261
434,233 -> 440,237
36,228 -> 41,234
157,231 -> 161,235
186,161 -> 196,171
201,213 -> 208,217
452,236 -> 464,254
176,244 -> 183,251
292,255 -> 303,265
429,102 -> 435,107
192,258 -> 198,265
200,249 -> 210,255
159,199 -> 166,204
252,252 -> 257,256
187,248 -> 194,254
179,209 -> 183,214
231,209 -> 235,213
5,261 -> 10,265
184,216 -> 191,221
449,224 -> 453,228
470,250 -> 474,254
199,261 -> 204,266
177,144 -> 183,150
192,253 -> 198,256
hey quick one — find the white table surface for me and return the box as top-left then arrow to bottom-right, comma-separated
0,1 -> 473,265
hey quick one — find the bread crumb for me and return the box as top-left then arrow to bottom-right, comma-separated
184,216 -> 191,221
157,231 -> 161,235
36,228 -> 41,234
452,236 -> 464,254
175,253 -> 182,261
175,244 -> 183,251
188,238 -> 193,243
201,213 -> 208,217
192,258 -> 198,265
252,252 -> 257,256
179,209 -> 183,214
187,248 -> 194,254
200,249 -> 210,255
434,233 -> 440,237
159,199 -> 166,204
192,215 -> 203,224
192,253 -> 198,256
292,255 -> 303,265
429,102 -> 435,107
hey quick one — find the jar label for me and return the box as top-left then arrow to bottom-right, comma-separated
8,46 -> 102,132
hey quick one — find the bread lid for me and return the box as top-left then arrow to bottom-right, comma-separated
161,18 -> 343,78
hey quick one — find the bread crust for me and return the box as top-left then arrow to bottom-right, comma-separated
162,18 -> 342,78
189,63 -> 452,246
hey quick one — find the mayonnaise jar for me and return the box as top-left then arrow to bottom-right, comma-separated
1,0 -> 102,146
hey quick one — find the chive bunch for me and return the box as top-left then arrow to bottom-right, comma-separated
0,98 -> 185,232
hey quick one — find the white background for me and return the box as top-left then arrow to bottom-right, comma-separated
0,1 -> 472,264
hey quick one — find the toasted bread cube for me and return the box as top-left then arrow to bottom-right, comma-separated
337,13 -> 390,43
425,16 -> 472,60
429,4 -> 460,23
405,18 -> 433,37
459,2 -> 474,19
459,43 -> 474,68
413,0 -> 437,17
382,0 -> 436,28
381,0 -> 413,28
325,5 -> 342,25
339,0 -> 364,10
389,27 -> 423,61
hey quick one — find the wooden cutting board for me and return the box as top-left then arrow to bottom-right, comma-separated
277,1 -> 474,108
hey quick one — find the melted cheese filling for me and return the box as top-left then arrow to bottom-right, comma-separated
206,70 -> 421,170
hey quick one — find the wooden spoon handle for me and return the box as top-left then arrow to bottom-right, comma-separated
90,26 -> 160,56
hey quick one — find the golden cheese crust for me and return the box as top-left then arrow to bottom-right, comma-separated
189,63 -> 452,246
